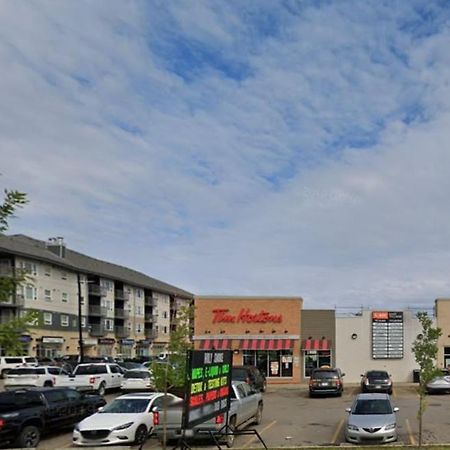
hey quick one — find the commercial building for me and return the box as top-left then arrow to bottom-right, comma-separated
0,234 -> 193,358
193,296 -> 303,384
435,298 -> 450,369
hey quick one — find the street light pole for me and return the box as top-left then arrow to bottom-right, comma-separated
77,273 -> 84,363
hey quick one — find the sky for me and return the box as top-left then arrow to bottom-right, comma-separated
1,0 -> 450,310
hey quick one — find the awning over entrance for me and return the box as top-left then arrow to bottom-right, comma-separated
238,339 -> 293,350
302,339 -> 330,351
199,339 -> 231,350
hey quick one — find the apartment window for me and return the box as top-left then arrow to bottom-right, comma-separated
105,319 -> 114,331
136,289 -> 142,298
25,285 -> 37,300
44,266 -> 51,277
60,315 -> 69,327
80,296 -> 85,305
62,292 -> 68,303
106,300 -> 112,311
136,306 -> 142,316
61,271 -> 67,280
81,317 -> 86,328
163,326 -> 168,334
43,313 -> 52,325
44,289 -> 52,302
136,323 -> 142,333
22,262 -> 37,276
163,311 -> 168,319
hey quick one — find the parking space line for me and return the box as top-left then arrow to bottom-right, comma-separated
242,420 -> 277,448
331,418 -> 345,444
405,418 -> 416,446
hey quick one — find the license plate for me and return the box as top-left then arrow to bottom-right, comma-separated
320,382 -> 329,386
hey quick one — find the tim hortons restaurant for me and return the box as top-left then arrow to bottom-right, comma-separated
193,296 -> 303,384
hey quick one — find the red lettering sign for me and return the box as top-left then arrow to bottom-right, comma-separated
190,394 -> 204,407
212,308 -> 282,324
205,390 -> 218,401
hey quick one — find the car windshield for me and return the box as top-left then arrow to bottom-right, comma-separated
312,371 -> 338,379
353,399 -> 392,415
124,371 -> 149,379
100,398 -> 150,414
367,371 -> 388,378
8,368 -> 46,375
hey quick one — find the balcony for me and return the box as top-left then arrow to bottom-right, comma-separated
145,313 -> 157,323
88,284 -> 107,297
0,294 -> 25,308
114,308 -> 130,319
145,329 -> 158,339
114,289 -> 129,300
115,326 -> 130,338
145,297 -> 156,307
89,324 -> 105,337
88,305 -> 107,316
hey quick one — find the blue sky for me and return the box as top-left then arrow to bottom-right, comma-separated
1,1 -> 450,309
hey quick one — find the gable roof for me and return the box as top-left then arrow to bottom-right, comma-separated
0,234 -> 193,299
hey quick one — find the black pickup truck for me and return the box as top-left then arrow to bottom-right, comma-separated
0,387 -> 105,448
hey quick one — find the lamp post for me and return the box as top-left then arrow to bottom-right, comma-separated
77,273 -> 84,363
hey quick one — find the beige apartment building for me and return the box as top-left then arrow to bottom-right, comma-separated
0,235 -> 193,359
435,298 -> 450,368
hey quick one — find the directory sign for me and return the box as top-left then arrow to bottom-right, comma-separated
183,350 -> 232,428
372,311 -> 404,359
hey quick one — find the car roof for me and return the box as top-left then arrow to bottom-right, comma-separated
366,370 -> 389,374
355,393 -> 390,400
116,393 -> 160,399
312,367 -> 340,372
11,365 -> 61,370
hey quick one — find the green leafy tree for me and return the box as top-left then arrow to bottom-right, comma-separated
0,189 -> 33,355
411,312 -> 442,447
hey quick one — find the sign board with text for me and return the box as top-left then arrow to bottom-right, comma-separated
184,350 -> 232,428
372,311 -> 404,359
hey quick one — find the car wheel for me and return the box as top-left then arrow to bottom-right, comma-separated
15,425 -> 41,448
253,403 -> 263,425
309,391 -> 315,398
98,382 -> 106,396
225,417 -> 236,448
134,424 -> 148,445
388,388 -> 393,395
43,380 -> 53,387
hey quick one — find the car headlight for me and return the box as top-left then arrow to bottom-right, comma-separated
112,422 -> 134,431
347,424 -> 359,431
365,379 -> 369,385
385,423 -> 396,430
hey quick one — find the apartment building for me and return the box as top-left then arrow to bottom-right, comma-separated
0,234 -> 193,358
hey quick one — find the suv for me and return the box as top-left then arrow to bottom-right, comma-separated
0,356 -> 38,378
360,370 -> 393,394
4,366 -> 71,389
309,367 -> 345,397
232,365 -> 267,392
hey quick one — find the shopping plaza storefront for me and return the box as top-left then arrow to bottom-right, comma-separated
194,296 -> 303,384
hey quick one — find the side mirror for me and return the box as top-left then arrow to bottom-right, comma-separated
393,407 -> 399,412
97,406 -> 104,412
152,406 -> 158,412
345,408 -> 351,413
342,373 -> 346,377
360,374 -> 364,377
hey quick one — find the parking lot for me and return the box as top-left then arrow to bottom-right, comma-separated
29,383 -> 450,449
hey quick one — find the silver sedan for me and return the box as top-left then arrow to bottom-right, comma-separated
345,393 -> 399,444
426,375 -> 450,394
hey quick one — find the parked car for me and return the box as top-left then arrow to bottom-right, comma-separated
426,371 -> 450,394
345,393 -> 399,444
73,392 -> 179,446
121,370 -> 154,392
0,387 -> 105,448
152,380 -> 263,447
119,362 -> 145,371
0,356 -> 38,379
309,367 -> 345,397
4,366 -> 71,389
361,370 -> 393,394
56,363 -> 125,395
232,366 -> 267,392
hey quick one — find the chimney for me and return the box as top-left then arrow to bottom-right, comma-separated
46,236 -> 66,258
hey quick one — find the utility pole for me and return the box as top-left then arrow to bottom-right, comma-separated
77,273 -> 84,363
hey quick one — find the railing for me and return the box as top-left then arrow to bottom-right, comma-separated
88,305 -> 107,316
145,297 -> 156,307
114,308 -> 130,319
89,324 -> 105,337
115,326 -> 130,338
144,328 -> 158,339
144,313 -> 157,323
114,289 -> 130,300
88,284 -> 107,297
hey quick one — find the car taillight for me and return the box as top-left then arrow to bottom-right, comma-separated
215,414 -> 224,424
0,419 -> 5,428
336,379 -> 341,386
153,411 -> 159,426
89,377 -> 96,384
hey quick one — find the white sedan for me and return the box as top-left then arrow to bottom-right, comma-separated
4,366 -> 70,389
73,392 -> 181,446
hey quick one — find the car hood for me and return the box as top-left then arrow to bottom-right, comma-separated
428,377 -> 450,386
78,413 -> 143,430
348,413 -> 396,429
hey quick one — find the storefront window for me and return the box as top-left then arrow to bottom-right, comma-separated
241,350 -> 293,378
98,345 -> 113,356
444,347 -> 450,368
304,350 -> 331,377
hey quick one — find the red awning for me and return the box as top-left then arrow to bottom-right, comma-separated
198,339 -> 231,350
238,339 -> 293,350
302,339 -> 330,351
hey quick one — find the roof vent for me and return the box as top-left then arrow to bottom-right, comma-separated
46,236 -> 66,258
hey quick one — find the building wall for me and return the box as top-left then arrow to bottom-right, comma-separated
194,296 -> 303,384
335,310 -> 423,382
435,299 -> 450,368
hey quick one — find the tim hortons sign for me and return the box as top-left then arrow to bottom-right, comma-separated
212,308 -> 283,324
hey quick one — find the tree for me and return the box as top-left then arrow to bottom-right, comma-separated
411,311 -> 442,447
0,189 -> 33,355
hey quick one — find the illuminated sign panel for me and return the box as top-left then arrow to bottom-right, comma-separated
184,350 -> 233,428
372,311 -> 404,359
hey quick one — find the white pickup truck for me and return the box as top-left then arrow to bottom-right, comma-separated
152,380 -> 263,447
56,363 -> 124,395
